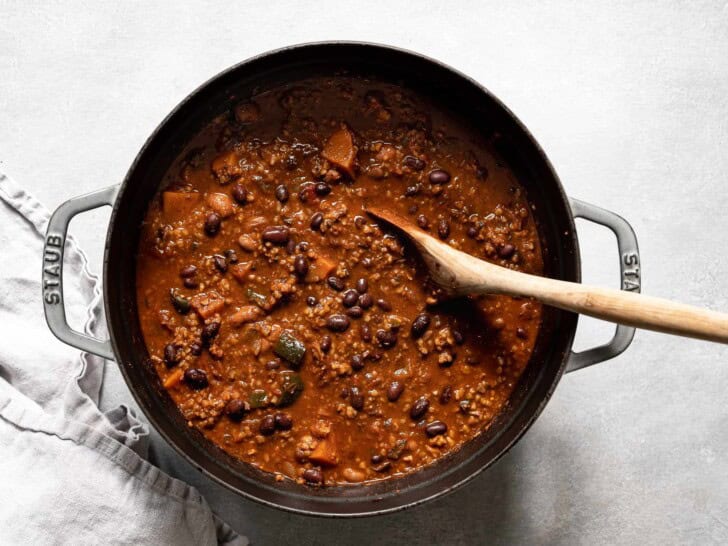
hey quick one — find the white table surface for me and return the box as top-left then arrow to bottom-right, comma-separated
3,2 -> 728,544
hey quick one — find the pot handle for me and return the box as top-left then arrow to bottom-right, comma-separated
42,185 -> 119,360
566,199 -> 641,372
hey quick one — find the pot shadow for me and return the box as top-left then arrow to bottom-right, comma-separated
148,419 -> 587,546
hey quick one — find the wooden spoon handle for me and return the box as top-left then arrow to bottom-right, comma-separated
484,269 -> 728,344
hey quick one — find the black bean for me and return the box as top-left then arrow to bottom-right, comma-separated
298,241 -> 309,252
387,381 -> 404,402
364,350 -> 383,362
231,184 -> 248,204
303,468 -> 323,485
403,155 -> 425,171
516,327 -> 528,339
224,249 -> 239,264
274,184 -> 289,203
265,359 -> 280,370
315,182 -> 332,196
376,329 -> 397,348
213,254 -> 228,273
410,313 -> 431,339
285,238 -> 296,255
342,289 -> 359,307
358,293 -> 373,309
416,214 -> 429,229
408,204 -> 419,214
498,244 -> 516,259
274,412 -> 293,431
371,454 -> 384,464
163,344 -> 181,367
261,226 -> 290,245
429,169 -> 451,184
310,212 -> 324,231
475,165 -> 489,180
404,185 -> 420,197
439,385 -> 453,405
189,342 -> 202,356
355,278 -> 368,294
452,330 -> 465,345
425,420 -> 448,437
180,265 -> 197,278
293,255 -> 309,278
349,387 -> 364,411
201,321 -> 220,346
346,306 -> 364,319
360,324 -> 372,342
183,277 -> 198,289
326,314 -> 350,332
350,354 -> 364,371
459,400 -> 471,413
376,298 -> 391,311
437,219 -> 450,240
204,212 -> 221,236
183,368 -> 208,390
285,154 -> 299,170
410,397 -> 430,420
259,414 -> 276,436
320,335 -> 332,353
466,226 -> 478,238
225,399 -> 248,422
327,276 -> 345,292
306,296 -> 318,307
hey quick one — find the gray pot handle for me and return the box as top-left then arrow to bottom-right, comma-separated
42,185 -> 119,360
566,198 -> 641,372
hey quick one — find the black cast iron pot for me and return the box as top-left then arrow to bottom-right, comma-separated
41,42 -> 641,517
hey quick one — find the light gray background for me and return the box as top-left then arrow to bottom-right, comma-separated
3,1 -> 728,544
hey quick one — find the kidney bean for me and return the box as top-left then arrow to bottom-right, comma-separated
201,321 -> 220,346
320,335 -> 332,353
355,278 -> 368,293
231,184 -> 248,204
386,381 -> 404,402
416,214 -> 429,230
358,293 -> 373,309
225,399 -> 248,422
310,212 -> 324,231
180,265 -> 197,278
350,354 -> 364,371
183,277 -> 198,289
429,169 -> 451,184
410,313 -> 431,339
439,385 -> 453,405
213,254 -> 228,273
376,329 -> 397,348
327,276 -> 345,291
285,239 -> 296,255
306,296 -> 317,307
360,324 -> 372,342
315,182 -> 332,196
274,184 -> 289,203
303,468 -> 323,485
410,397 -> 430,420
261,226 -> 290,245
163,343 -> 181,367
376,298 -> 391,311
183,368 -> 208,390
437,219 -> 450,240
342,289 -> 359,307
259,414 -> 276,436
293,255 -> 309,278
349,387 -> 364,411
425,420 -> 448,437
403,155 -> 425,171
326,314 -> 350,332
274,412 -> 293,431
498,244 -> 516,259
346,306 -> 364,319
204,213 -> 221,236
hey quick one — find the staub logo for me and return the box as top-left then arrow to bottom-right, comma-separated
43,234 -> 63,304
622,252 -> 640,292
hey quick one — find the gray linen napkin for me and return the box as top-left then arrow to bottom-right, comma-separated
0,170 -> 247,546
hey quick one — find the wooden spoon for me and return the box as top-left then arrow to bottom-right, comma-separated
367,206 -> 728,344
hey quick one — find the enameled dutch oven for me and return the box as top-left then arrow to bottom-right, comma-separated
41,42 -> 641,517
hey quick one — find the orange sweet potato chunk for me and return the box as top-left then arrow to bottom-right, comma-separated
162,192 -> 200,223
191,290 -> 225,319
308,438 -> 339,467
321,125 -> 356,178
305,254 -> 337,283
